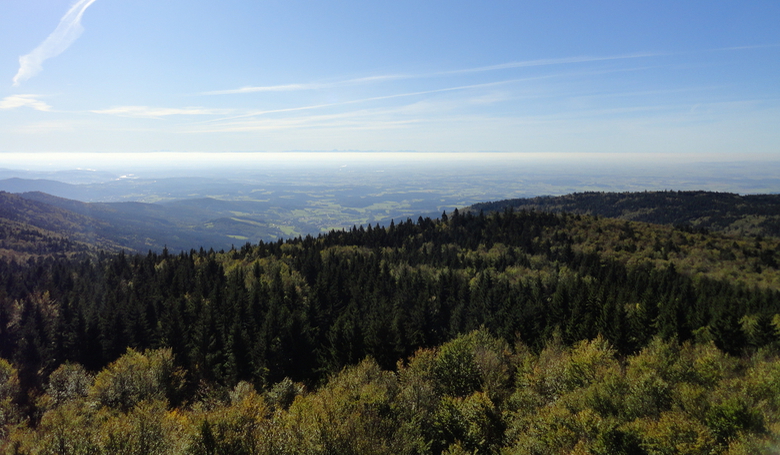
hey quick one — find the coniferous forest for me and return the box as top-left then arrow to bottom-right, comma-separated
2,208 -> 780,454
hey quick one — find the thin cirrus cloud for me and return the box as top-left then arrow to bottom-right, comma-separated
193,85 -> 531,134
201,75 -> 408,96
196,66 -> 652,127
199,78 -> 551,124
12,0 -> 98,86
202,52 -> 662,96
91,106 -> 232,118
96,78 -> 528,124
0,94 -> 51,111
441,52 -> 664,75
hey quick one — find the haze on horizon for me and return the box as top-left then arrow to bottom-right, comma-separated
0,1 -> 778,169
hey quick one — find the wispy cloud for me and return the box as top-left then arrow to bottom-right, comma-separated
440,52 -> 664,75
92,106 -> 232,118
15,120 -> 78,134
202,75 -> 407,95
191,83 -> 750,136
191,108 -> 421,133
0,94 -> 51,111
203,52 -> 662,96
197,65 -> 654,125
13,0 -> 99,86
198,78 -> 540,125
716,43 -> 780,51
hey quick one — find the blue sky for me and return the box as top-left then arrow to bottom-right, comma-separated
0,1 -> 778,163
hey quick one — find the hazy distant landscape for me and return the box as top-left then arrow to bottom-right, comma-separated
1,155 -> 778,252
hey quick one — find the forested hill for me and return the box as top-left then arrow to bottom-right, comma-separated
0,191 -> 121,259
2,207 -> 780,453
2,208 -> 779,389
0,191 -> 273,254
17,191 -> 244,253
469,191 -> 780,237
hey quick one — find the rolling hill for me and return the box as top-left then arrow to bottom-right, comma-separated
4,189 -> 780,260
12,192 -> 282,253
0,191 -> 122,259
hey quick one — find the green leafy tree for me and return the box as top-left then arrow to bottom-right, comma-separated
89,348 -> 185,412
0,358 -> 22,442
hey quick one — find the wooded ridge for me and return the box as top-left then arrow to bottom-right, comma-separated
470,191 -> 780,238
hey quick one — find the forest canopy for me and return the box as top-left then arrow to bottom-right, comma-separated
1,207 -> 780,453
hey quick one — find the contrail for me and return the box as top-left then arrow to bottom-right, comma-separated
13,0 -> 99,86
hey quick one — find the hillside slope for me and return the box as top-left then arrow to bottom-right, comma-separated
0,191 -> 122,258
17,192 -> 277,252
